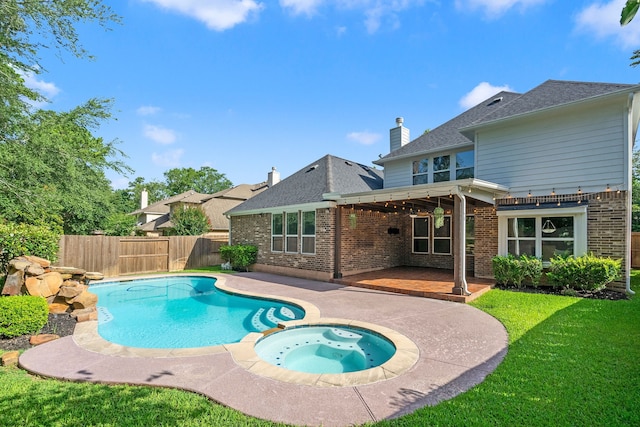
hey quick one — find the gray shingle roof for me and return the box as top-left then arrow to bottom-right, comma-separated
227,154 -> 383,213
375,91 -> 522,163
468,79 -> 637,126
376,79 -> 637,165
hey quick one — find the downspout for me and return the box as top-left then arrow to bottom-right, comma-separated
454,187 -> 470,296
626,92 -> 637,295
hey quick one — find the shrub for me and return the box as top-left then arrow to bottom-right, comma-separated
0,295 -> 49,338
219,245 -> 258,272
492,254 -> 543,288
0,221 -> 60,275
546,253 -> 621,291
169,207 -> 210,235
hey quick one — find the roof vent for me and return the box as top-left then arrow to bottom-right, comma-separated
306,164 -> 319,172
487,96 -> 503,106
345,161 -> 353,166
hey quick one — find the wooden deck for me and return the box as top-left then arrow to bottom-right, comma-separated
332,267 -> 495,303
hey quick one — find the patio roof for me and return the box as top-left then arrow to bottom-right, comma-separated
324,178 -> 508,209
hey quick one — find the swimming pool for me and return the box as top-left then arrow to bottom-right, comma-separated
91,276 -> 305,348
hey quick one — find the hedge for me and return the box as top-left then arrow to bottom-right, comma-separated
0,296 -> 49,338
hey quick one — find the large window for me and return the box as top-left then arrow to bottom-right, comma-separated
433,155 -> 450,182
286,212 -> 298,253
498,207 -> 587,263
272,211 -> 316,255
301,211 -> 316,254
412,158 -> 428,185
412,217 -> 430,253
456,150 -> 474,179
271,213 -> 283,252
433,216 -> 452,254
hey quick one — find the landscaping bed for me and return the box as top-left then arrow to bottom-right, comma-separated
495,284 -> 629,300
0,313 -> 76,352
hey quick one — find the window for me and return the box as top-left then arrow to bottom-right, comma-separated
456,150 -> 474,179
286,212 -> 298,253
412,158 -> 428,185
271,213 -> 283,252
412,217 -> 429,253
466,215 -> 475,255
301,211 -> 316,254
498,207 -> 587,264
433,215 -> 452,254
433,155 -> 450,182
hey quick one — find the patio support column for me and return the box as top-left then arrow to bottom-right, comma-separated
453,190 -> 470,295
334,206 -> 342,279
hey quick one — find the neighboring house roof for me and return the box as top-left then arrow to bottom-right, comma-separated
130,190 -> 212,216
374,91 -> 522,164
227,154 -> 383,214
133,184 -> 268,232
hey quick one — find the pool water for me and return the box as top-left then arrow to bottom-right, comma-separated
91,276 -> 304,349
254,325 -> 396,374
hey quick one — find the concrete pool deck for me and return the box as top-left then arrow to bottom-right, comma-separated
19,272 -> 508,427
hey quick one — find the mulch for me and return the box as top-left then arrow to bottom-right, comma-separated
0,313 -> 76,352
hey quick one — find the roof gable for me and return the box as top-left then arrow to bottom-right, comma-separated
468,80 -> 637,126
227,154 -> 383,213
376,91 -> 521,163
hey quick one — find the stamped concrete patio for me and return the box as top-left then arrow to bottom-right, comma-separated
20,272 -> 508,427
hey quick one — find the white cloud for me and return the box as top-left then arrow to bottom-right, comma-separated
280,0 -> 324,16
575,0 -> 640,49
454,0 -> 547,19
143,124 -> 177,145
459,82 -> 514,109
141,0 -> 264,31
137,105 -> 161,116
281,0 -> 423,34
21,71 -> 60,99
347,130 -> 382,145
152,149 -> 184,168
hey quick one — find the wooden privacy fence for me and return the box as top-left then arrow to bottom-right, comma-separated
57,235 -> 226,277
632,232 -> 640,269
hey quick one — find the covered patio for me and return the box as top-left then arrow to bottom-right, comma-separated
332,267 -> 495,303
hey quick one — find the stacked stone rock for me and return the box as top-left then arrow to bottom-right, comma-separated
1,255 -> 103,322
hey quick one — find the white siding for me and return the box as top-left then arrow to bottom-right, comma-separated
476,103 -> 627,196
383,160 -> 412,188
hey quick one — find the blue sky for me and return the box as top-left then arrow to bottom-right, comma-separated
30,0 -> 640,189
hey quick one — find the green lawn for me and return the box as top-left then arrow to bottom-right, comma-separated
1,272 -> 639,427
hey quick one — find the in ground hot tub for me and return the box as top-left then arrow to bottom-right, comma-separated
254,325 -> 396,374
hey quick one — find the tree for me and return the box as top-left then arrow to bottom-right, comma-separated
0,99 -> 132,234
164,166 -> 233,196
620,1 -> 640,66
169,206 -> 210,235
0,0 -> 119,132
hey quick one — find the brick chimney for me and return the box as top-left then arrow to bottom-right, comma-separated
390,117 -> 410,152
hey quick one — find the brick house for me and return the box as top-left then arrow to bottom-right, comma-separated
227,80 -> 638,294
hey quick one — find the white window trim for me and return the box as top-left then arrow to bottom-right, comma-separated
497,206 -> 588,262
411,149 -> 475,185
412,216 -> 430,254
271,213 -> 283,253
301,210 -> 316,255
285,211 -> 299,254
432,154 -> 451,183
433,215 -> 452,255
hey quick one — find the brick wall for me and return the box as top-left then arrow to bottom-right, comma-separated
338,209 -> 405,275
587,191 -> 628,292
230,209 -> 335,280
473,206 -> 498,279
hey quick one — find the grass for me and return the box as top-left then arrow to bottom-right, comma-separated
1,272 -> 639,426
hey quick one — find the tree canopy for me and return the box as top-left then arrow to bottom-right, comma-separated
164,166 -> 233,196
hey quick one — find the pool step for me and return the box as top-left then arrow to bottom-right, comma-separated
251,306 -> 297,331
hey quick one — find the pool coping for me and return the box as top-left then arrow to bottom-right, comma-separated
20,271 -> 509,427
77,274 -> 419,387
